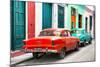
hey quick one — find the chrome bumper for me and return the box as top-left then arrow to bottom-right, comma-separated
80,41 -> 84,44
22,49 -> 58,53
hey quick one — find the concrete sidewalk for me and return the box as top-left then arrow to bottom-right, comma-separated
11,52 -> 33,65
11,50 -> 26,57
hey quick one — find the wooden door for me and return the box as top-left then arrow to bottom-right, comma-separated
28,2 -> 35,38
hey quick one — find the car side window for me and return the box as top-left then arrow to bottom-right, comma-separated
68,31 -> 71,36
61,30 -> 68,37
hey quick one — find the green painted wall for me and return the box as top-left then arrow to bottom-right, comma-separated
66,5 -> 86,30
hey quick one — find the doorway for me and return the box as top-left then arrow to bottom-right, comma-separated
42,3 -> 52,29
78,14 -> 82,28
58,5 -> 64,28
85,17 -> 88,32
71,7 -> 76,29
28,2 -> 35,38
11,1 -> 26,50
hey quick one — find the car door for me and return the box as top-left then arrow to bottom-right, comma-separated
68,31 -> 76,49
83,30 -> 88,42
85,31 -> 90,42
62,30 -> 71,50
81,30 -> 86,42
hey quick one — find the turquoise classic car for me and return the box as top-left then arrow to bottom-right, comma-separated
71,28 -> 92,46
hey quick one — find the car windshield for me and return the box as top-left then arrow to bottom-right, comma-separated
72,30 -> 82,34
39,30 -> 61,36
39,30 -> 55,36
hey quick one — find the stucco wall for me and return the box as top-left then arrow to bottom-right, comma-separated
84,7 -> 95,38
35,2 -> 42,37
25,2 -> 95,38
66,5 -> 86,29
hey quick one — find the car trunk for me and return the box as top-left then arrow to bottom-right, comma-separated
23,37 -> 52,49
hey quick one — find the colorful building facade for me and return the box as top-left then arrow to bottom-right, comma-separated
11,1 -> 95,51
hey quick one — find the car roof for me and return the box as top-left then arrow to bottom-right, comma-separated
43,28 -> 70,31
71,28 -> 85,31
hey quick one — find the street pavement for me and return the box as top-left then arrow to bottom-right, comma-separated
12,40 -> 95,67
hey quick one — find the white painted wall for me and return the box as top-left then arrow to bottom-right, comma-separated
64,5 -> 68,29
84,10 -> 93,32
52,4 -> 68,29
35,2 -> 42,37
25,2 -> 42,38
52,4 -> 58,28
84,7 -> 94,38
25,2 -> 28,39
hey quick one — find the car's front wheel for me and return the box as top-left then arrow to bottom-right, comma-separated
81,42 -> 86,47
88,40 -> 92,44
74,43 -> 79,51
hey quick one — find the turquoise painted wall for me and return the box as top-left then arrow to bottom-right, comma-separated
66,5 -> 86,30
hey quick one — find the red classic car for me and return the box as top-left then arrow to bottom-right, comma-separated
22,28 -> 80,59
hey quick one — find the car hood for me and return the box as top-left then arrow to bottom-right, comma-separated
72,34 -> 82,38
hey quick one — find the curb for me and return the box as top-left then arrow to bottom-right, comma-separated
11,50 -> 25,58
11,53 -> 33,66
